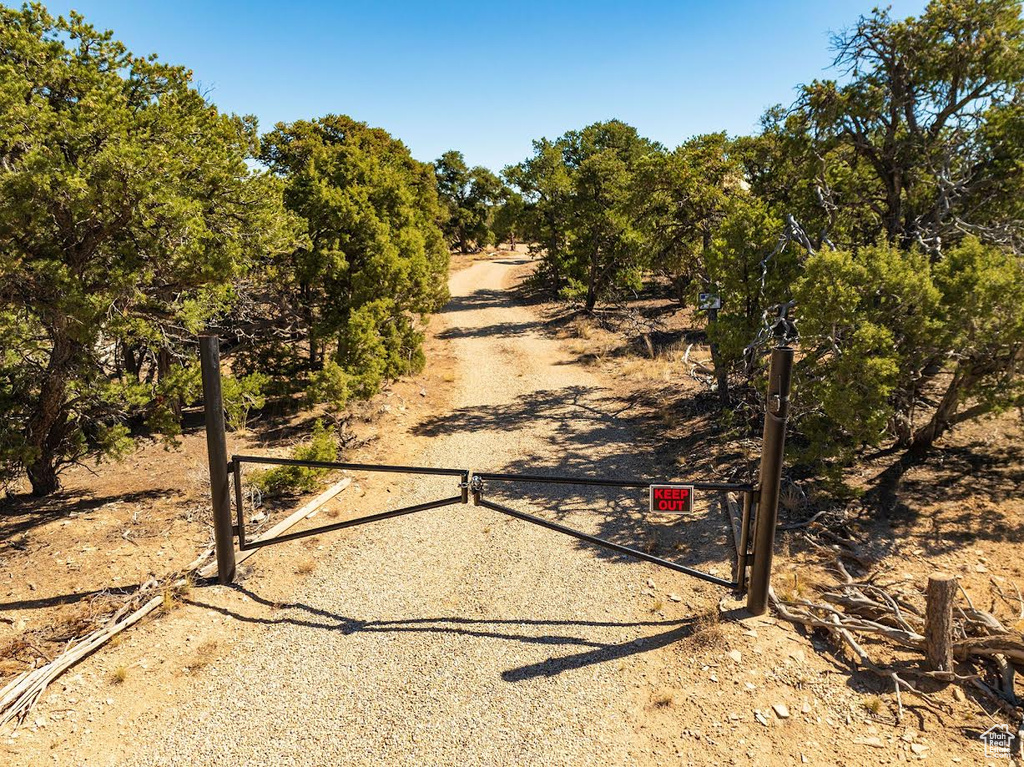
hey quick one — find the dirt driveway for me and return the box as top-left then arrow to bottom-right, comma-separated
99,254 -> 727,766
7,254 -> 975,766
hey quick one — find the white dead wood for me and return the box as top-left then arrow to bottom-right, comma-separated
1,593 -> 164,728
199,477 -> 351,577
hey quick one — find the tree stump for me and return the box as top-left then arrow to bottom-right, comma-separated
925,574 -> 957,672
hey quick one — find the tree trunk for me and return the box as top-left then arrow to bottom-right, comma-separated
584,248 -> 601,313
707,307 -> 730,406
308,332 -> 323,371
25,333 -> 78,496
157,348 -> 182,420
884,172 -> 903,244
27,458 -> 60,497
911,366 -> 973,451
891,389 -> 915,448
123,344 -> 141,381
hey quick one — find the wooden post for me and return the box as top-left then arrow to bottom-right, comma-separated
925,574 -> 957,672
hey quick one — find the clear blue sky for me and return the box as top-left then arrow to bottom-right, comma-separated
43,1 -> 928,171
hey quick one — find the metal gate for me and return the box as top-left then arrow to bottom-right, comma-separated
199,330 -> 793,616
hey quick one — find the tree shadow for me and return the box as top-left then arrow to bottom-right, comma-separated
860,439 -> 1024,557
437,319 -> 548,341
441,285 -> 546,316
411,383 -> 742,578
0,488 -> 174,553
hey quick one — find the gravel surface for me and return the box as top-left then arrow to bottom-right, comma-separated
120,256 -> 725,767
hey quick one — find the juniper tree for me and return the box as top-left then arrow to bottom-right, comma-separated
260,115 -> 450,401
434,150 -> 503,253
0,6 -> 293,495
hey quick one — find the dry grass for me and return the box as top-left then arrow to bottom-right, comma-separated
862,695 -> 884,716
0,636 -> 33,676
326,506 -> 341,518
652,689 -> 675,708
160,585 -> 180,614
776,572 -> 807,603
565,339 -> 590,356
111,665 -> 129,684
570,319 -> 592,340
296,558 -> 316,575
651,597 -> 665,613
53,602 -> 101,640
441,372 -> 456,383
779,482 -> 807,514
184,640 -> 219,674
685,609 -> 724,652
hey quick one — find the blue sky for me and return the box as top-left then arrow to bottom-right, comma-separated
43,1 -> 927,171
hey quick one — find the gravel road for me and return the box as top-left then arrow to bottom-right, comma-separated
122,255 -> 726,767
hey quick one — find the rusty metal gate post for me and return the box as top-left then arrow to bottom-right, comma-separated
200,335 -> 236,584
746,336 -> 795,615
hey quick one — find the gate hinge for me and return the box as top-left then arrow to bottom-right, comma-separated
231,524 -> 240,538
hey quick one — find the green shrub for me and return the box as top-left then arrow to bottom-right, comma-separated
222,372 -> 269,431
306,360 -> 351,411
250,420 -> 338,496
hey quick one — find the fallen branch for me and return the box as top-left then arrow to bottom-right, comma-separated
0,594 -> 164,728
769,587 -> 949,719
199,477 -> 350,577
768,559 -> 1024,729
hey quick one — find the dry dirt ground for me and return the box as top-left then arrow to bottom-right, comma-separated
1,248 -> 1021,765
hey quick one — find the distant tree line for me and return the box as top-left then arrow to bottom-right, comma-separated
499,0 -> 1024,473
2,0 -> 1022,495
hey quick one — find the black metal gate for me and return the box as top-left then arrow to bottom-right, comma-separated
199,330 -> 793,616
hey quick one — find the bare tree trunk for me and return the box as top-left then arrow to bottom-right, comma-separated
912,366 -> 973,450
925,574 -> 956,672
25,333 -> 77,496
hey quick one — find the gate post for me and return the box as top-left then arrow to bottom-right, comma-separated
746,341 -> 795,615
200,335 -> 236,585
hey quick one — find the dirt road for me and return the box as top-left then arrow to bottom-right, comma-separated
105,254 -> 729,766
7,253 -> 980,766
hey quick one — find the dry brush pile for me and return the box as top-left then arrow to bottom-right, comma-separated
770,526 -> 1024,738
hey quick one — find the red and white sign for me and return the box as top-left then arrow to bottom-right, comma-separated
649,484 -> 694,513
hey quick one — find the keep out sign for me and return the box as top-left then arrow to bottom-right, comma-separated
648,484 -> 694,514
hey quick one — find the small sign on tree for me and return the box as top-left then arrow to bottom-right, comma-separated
698,293 -> 722,310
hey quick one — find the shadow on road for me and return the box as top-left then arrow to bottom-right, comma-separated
412,383 -> 741,576
185,584 -> 705,682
